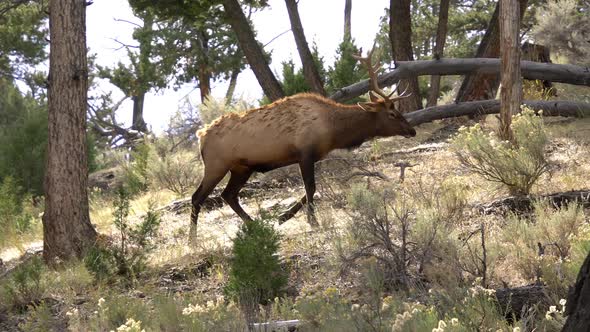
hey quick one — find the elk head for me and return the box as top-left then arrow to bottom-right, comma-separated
353,47 -> 416,138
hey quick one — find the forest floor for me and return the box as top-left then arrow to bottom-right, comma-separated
1,116 -> 590,331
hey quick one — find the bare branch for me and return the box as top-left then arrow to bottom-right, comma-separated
404,99 -> 590,126
330,58 -> 590,102
263,29 -> 292,48
113,17 -> 142,28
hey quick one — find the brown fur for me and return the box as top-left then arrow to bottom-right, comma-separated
190,92 -> 416,227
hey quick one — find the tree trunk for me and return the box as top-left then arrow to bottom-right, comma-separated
222,0 -> 284,101
225,68 -> 240,103
499,0 -> 522,141
389,0 -> 422,112
285,0 -> 325,95
521,42 -> 556,96
131,94 -> 147,132
344,0 -> 352,42
196,28 -> 212,103
133,13 -> 152,134
455,0 -> 528,103
43,0 -> 97,263
562,249 -> 590,331
329,58 -> 590,102
426,0 -> 450,107
198,64 -> 211,103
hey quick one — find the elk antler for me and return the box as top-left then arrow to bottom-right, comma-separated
389,82 -> 412,102
353,45 -> 412,102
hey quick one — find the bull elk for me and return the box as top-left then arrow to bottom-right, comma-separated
190,48 -> 415,228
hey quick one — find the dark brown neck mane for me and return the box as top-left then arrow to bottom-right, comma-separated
330,105 -> 377,150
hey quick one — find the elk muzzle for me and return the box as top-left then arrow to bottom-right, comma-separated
404,128 -> 417,138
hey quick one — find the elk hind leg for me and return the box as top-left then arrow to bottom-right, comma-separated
221,168 -> 254,222
299,157 -> 319,227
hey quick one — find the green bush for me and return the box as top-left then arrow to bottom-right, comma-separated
84,188 -> 161,284
122,142 -> 151,196
326,39 -> 366,98
0,256 -> 45,311
0,102 -> 47,196
225,218 -> 288,321
18,301 -> 59,332
0,176 -> 35,248
451,107 -> 550,195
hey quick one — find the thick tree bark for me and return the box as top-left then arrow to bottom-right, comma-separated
329,58 -> 590,102
43,0 -> 97,263
225,68 -> 240,103
426,0 -> 450,107
389,0 -> 422,112
285,0 -> 325,95
222,0 -> 284,101
521,42 -> 555,96
131,94 -> 147,132
198,65 -> 211,103
404,99 -> 590,126
344,0 -> 352,41
499,0 -> 522,141
196,28 -> 212,103
455,0 -> 528,103
131,13 -> 152,134
563,249 -> 590,331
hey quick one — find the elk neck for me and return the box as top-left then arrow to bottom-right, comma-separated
330,105 -> 378,150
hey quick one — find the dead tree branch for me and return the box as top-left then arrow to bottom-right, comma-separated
330,59 -> 590,102
404,100 -> 590,126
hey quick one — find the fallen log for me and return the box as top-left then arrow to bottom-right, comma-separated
477,190 -> 590,216
331,59 -> 590,102
251,319 -> 300,331
405,100 -> 590,126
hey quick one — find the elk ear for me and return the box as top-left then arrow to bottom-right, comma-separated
358,102 -> 380,112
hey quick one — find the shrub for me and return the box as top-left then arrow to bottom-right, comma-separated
199,95 -> 251,126
0,176 -> 24,248
19,301 -> 58,332
88,295 -> 151,332
451,107 -> 550,195
84,188 -> 161,284
532,0 -> 590,65
179,296 -> 246,331
500,202 -> 588,299
225,218 -> 288,322
0,256 -> 45,311
341,182 -> 463,292
148,149 -> 201,197
0,103 -> 47,196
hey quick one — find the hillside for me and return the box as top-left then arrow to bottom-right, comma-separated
1,116 -> 589,331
